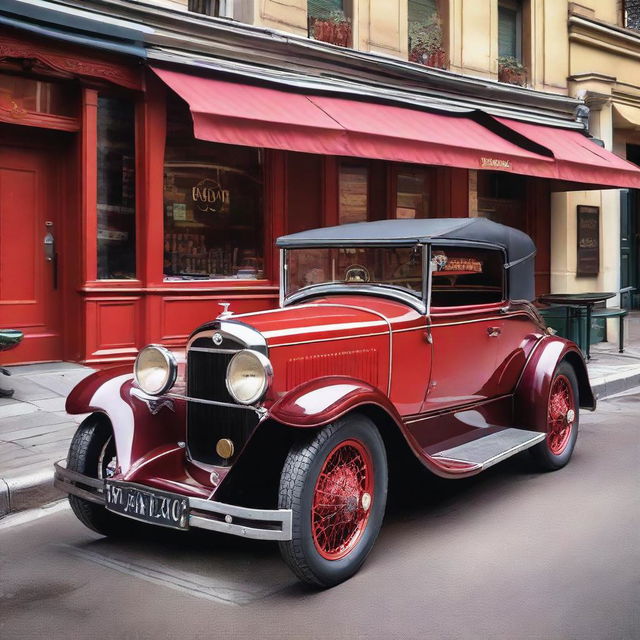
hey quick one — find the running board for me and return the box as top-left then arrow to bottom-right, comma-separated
431,428 -> 545,471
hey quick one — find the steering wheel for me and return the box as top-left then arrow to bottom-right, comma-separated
344,265 -> 370,283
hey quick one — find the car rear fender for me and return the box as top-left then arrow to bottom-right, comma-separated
268,376 -> 404,429
65,366 -> 185,474
514,335 -> 596,432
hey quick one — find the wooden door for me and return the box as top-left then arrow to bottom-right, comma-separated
0,145 -> 62,363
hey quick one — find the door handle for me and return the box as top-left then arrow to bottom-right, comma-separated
43,221 -> 57,289
487,326 -> 501,337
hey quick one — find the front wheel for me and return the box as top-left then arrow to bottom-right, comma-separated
278,414 -> 388,587
529,361 -> 579,471
67,414 -> 132,536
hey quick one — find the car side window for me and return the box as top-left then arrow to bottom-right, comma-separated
430,247 -> 505,307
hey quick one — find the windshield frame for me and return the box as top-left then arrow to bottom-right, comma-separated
280,244 -> 428,313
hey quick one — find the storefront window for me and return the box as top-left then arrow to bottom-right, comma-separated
339,164 -> 368,224
97,95 -> 136,280
0,73 -> 75,117
163,95 -> 263,280
395,168 -> 431,218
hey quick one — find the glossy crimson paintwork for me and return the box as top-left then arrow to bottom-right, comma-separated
514,336 -> 594,433
269,376 -> 404,428
66,284 -> 594,489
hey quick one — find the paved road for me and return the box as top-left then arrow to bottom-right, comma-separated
1,393 -> 638,640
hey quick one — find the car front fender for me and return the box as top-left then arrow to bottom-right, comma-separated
268,376 -> 404,429
514,335 -> 596,432
65,366 -> 185,474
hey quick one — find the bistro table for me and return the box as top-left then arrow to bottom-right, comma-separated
537,292 -> 616,360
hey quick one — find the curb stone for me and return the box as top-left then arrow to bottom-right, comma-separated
0,469 -> 62,518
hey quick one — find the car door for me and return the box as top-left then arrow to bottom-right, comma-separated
421,245 -> 506,413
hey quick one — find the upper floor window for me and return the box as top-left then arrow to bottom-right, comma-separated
308,0 -> 352,47
187,0 -> 232,17
624,0 -> 640,30
408,0 -> 446,68
498,0 -> 522,60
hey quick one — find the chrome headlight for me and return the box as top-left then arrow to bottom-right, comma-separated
226,349 -> 272,405
134,345 -> 177,396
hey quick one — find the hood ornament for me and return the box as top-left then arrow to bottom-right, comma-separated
218,301 -> 232,318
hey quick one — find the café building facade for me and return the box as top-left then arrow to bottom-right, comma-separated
1,1 -> 639,366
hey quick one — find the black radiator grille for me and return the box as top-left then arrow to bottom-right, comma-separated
186,348 -> 260,465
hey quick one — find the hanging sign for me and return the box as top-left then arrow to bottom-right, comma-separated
576,205 -> 599,277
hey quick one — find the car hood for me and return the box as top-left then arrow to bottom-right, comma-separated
232,300 -> 391,348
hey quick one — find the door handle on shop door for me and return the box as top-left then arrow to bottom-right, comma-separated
43,221 -> 57,289
487,327 -> 501,337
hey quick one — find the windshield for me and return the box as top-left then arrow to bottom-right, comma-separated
284,246 -> 424,299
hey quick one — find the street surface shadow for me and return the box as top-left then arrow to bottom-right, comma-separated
61,450 -> 548,602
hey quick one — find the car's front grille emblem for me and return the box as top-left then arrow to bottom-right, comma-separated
212,332 -> 223,346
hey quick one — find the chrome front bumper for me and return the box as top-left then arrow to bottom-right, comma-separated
53,460 -> 292,541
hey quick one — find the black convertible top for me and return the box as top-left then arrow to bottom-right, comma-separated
277,218 -> 537,301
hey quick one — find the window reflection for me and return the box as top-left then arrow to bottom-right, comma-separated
339,164 -> 368,224
97,95 -> 136,280
163,94 -> 263,280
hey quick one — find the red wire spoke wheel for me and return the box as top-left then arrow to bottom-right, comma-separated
547,374 -> 575,455
311,439 -> 374,561
278,414 -> 388,587
529,362 -> 580,471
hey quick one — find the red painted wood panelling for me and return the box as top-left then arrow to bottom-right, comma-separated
0,30 -> 142,90
286,152 -> 323,234
83,296 -> 142,363
81,88 -> 98,284
159,294 -> 277,346
0,143 -> 63,363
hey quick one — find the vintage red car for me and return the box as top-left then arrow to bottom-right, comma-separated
55,218 -> 595,587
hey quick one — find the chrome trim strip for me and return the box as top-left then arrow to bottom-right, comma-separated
269,330 -> 389,349
53,461 -> 292,541
284,284 -> 426,314
432,432 -> 545,470
279,248 -> 285,308
427,311 -> 532,328
54,461 -> 103,489
186,321 -> 267,354
54,478 -> 104,504
166,393 -> 261,412
188,346 -> 241,354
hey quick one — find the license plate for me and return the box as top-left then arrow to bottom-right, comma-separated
104,481 -> 189,530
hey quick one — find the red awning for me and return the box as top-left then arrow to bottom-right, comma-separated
153,67 -> 553,176
496,117 -> 640,189
153,67 -> 640,189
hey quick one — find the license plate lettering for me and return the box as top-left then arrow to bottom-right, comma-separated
105,481 -> 189,530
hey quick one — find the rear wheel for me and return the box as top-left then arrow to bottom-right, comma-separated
530,361 -> 579,471
278,414 -> 388,587
67,414 -> 131,536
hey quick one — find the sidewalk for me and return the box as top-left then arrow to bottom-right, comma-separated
2,314 -> 640,518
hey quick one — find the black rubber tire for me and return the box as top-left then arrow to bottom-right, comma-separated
529,361 -> 580,471
67,414 -> 132,536
278,413 -> 388,588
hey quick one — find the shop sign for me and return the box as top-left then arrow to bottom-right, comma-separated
192,178 -> 230,214
480,157 -> 511,170
576,205 -> 599,277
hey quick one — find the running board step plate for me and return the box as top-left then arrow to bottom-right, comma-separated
431,428 -> 545,471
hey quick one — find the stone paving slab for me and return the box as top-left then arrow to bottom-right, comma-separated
0,363 -> 93,516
